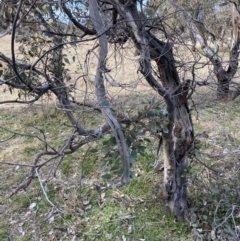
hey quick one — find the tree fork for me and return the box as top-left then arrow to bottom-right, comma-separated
108,0 -> 194,218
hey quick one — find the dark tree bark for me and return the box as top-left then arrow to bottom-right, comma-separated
109,0 -> 194,218
147,34 -> 194,218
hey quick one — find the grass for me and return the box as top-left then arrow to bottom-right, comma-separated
1,34 -> 240,240
0,102 -> 192,241
0,96 -> 239,241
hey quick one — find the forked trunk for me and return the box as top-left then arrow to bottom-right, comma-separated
108,0 -> 194,219
147,35 -> 194,218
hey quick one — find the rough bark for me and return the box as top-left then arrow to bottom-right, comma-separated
147,34 -> 193,217
109,0 -> 194,218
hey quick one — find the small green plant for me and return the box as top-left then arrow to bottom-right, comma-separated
99,99 -> 169,181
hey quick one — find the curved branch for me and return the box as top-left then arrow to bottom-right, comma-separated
11,0 -> 33,90
89,0 -> 130,184
0,96 -> 42,105
60,1 -> 96,35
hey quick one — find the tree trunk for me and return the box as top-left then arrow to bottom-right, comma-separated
217,78 -> 230,98
109,0 -> 194,218
148,35 -> 193,217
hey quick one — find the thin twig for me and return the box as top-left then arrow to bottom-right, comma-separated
194,156 -> 219,175
35,167 -> 65,213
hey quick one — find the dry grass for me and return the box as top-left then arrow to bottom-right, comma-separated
0,105 -> 191,240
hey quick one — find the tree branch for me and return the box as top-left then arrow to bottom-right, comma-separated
89,0 -> 130,184
59,0 -> 96,35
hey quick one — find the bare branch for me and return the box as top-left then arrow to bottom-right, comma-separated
89,0 -> 130,184
59,0 -> 96,35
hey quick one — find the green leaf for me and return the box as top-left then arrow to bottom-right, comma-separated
18,45 -> 24,53
111,152 -> 118,159
101,146 -> 109,153
110,165 -> 119,171
66,75 -> 71,81
104,152 -> 111,158
102,139 -> 110,146
190,207 -> 198,212
89,148 -> 98,153
211,188 -> 220,195
191,214 -> 196,223
129,124 -> 134,131
138,130 -> 145,136
101,100 -> 109,107
28,51 -> 34,57
224,186 -> 231,192
101,173 -> 111,180
64,58 -> 70,64
146,111 -> 154,117
130,171 -> 134,178
126,136 -> 134,147
203,215 -> 208,220
130,132 -> 136,140
99,161 -> 107,168
109,136 -> 117,145
144,138 -> 151,143
138,145 -> 145,151
163,127 -> 169,134
130,149 -> 137,164
226,225 -> 236,236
